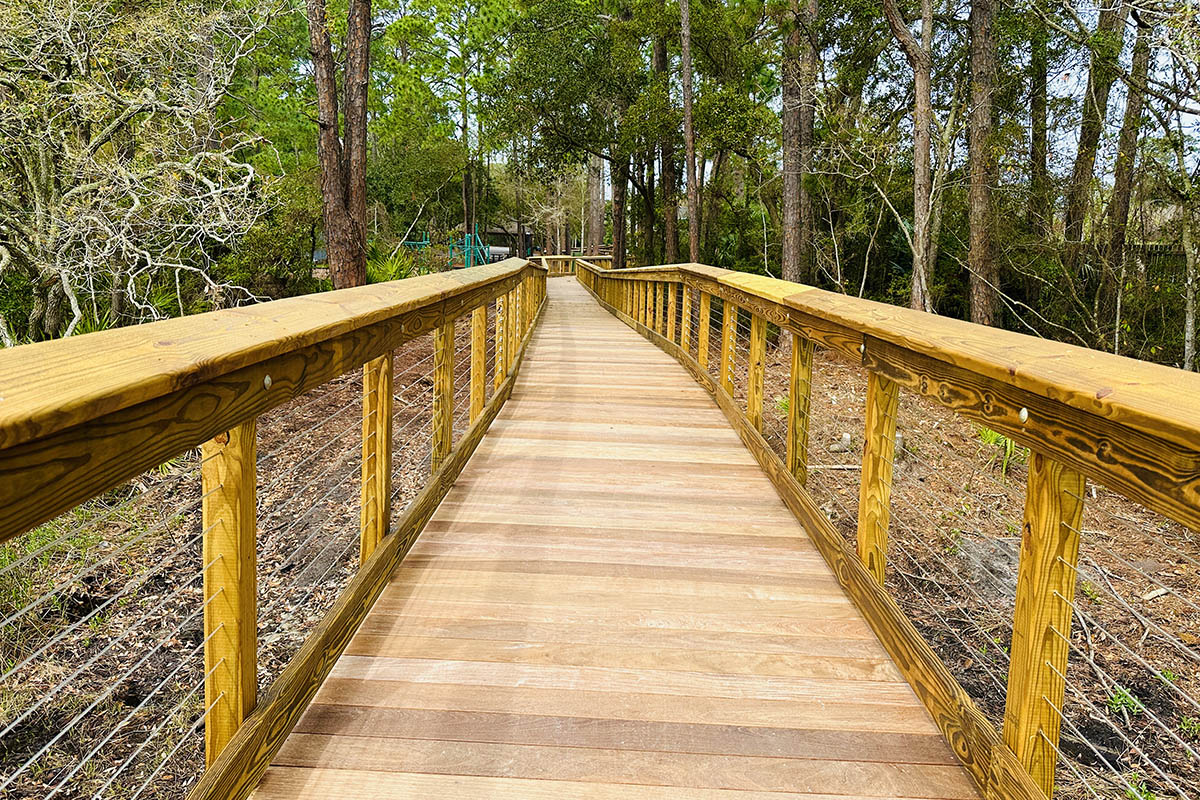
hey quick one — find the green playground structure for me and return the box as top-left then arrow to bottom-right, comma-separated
403,226 -> 491,269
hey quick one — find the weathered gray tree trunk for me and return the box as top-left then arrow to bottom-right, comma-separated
1028,9 -> 1050,237
654,36 -> 680,264
882,0 -> 935,312
1064,1 -> 1128,273
781,0 -> 803,282
798,0 -> 817,284
968,0 -> 998,325
587,154 -> 605,254
612,155 -> 629,269
306,0 -> 370,289
1106,20 -> 1151,280
680,0 -> 700,262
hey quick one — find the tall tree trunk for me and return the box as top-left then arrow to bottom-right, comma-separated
882,0 -> 935,312
1028,8 -> 1050,236
798,0 -> 817,284
587,154 -> 605,253
1064,1 -> 1128,273
968,0 -> 998,325
1186,213 -> 1197,371
654,37 -> 680,263
781,0 -> 803,282
612,155 -> 629,269
680,0 -> 700,262
306,0 -> 369,289
1106,20 -> 1151,280
643,157 -> 657,263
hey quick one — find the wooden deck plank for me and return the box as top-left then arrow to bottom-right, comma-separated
251,279 -> 978,799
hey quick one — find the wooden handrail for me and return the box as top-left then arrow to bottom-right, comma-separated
0,258 -> 546,545
0,257 -> 547,799
577,261 -> 1200,533
575,259 -> 1200,800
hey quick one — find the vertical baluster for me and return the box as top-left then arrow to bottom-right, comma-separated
719,299 -> 737,394
201,421 -> 257,765
787,333 -> 814,485
506,285 -> 518,368
432,318 -> 455,471
680,286 -> 693,351
747,314 -> 766,430
697,291 -> 712,369
658,282 -> 667,336
1003,452 -> 1085,797
649,282 -> 658,331
493,294 -> 507,391
470,305 -> 487,423
667,282 -> 677,343
360,355 -> 392,563
856,370 -> 900,584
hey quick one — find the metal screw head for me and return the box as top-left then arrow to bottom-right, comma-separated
1018,407 -> 1029,424
263,374 -> 273,391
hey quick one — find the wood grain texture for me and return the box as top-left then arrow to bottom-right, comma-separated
864,336 -> 1200,534
493,294 -> 507,392
574,260 -> 1200,536
857,371 -> 900,585
189,287 -> 548,800
667,281 -> 678,342
360,354 -> 392,564
470,305 -> 487,422
748,313 -> 766,430
249,279 -> 978,800
720,298 -> 738,394
698,291 -> 712,369
788,333 -> 814,485
432,319 -> 455,472
0,261 -> 546,545
579,273 -> 1039,800
680,286 -> 693,351
1002,453 -> 1085,797
201,421 -> 258,765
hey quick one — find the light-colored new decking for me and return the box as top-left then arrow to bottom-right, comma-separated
252,279 -> 980,799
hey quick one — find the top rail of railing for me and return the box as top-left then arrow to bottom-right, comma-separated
0,258 -> 546,545
577,260 -> 1200,534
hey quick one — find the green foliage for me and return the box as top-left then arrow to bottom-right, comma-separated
1124,772 -> 1158,800
974,425 -> 1025,475
1181,716 -> 1200,740
366,242 -> 431,283
213,175 -> 324,300
1107,686 -> 1145,716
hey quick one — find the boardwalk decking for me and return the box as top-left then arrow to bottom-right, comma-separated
252,279 -> 980,799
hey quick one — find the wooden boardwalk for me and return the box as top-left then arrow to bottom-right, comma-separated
252,279 -> 980,799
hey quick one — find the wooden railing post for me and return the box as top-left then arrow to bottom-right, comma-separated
506,285 -> 518,369
493,295 -> 507,391
360,355 -> 392,563
667,282 -> 678,343
856,370 -> 900,584
201,420 -> 257,766
747,314 -> 766,430
787,333 -> 814,485
656,282 -> 666,336
680,286 -> 693,351
470,305 -> 487,423
1003,452 -> 1086,797
432,318 -> 455,471
719,299 -> 738,394
697,291 -> 712,369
